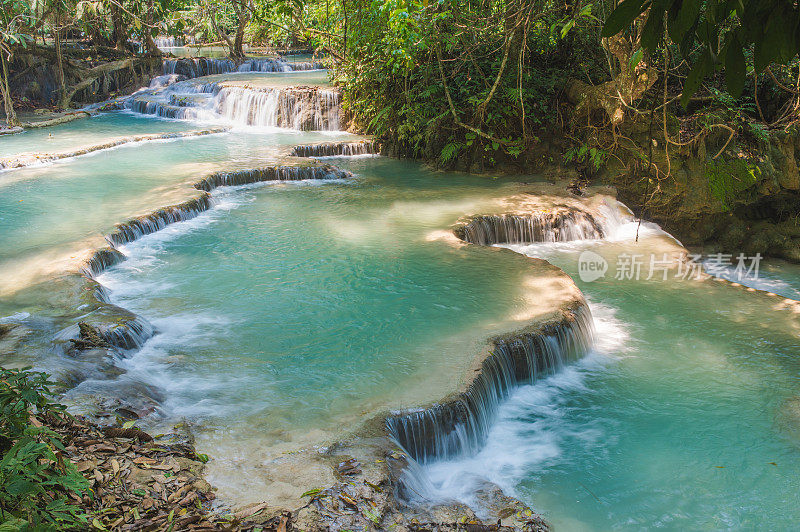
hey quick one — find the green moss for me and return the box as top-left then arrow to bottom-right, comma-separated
705,158 -> 761,211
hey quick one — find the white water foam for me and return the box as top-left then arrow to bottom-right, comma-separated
90,177 -> 354,421
0,312 -> 31,323
405,301 -> 629,513
492,199 -> 680,262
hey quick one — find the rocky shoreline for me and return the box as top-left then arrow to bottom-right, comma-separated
38,404 -> 550,531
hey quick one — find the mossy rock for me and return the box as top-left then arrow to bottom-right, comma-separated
705,158 -> 761,212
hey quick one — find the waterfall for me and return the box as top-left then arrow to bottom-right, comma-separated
291,141 -> 380,157
214,86 -> 340,130
454,212 -> 604,245
155,36 -> 191,48
81,248 -> 126,277
163,57 -> 323,78
106,194 -> 213,246
128,98 -> 207,120
387,304 -> 594,464
149,74 -> 185,89
236,58 -> 292,72
97,315 -> 155,350
106,164 -> 351,246
63,161 -> 351,417
194,165 -> 353,191
55,313 -> 155,352
284,61 -> 325,71
129,81 -> 341,131
163,58 -> 236,78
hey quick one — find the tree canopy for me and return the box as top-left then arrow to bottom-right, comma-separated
602,0 -> 800,104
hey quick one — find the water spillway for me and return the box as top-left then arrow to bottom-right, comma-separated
155,36 -> 191,48
194,165 -> 352,191
291,140 -> 381,157
106,194 -> 214,246
81,248 -> 126,278
387,304 -> 593,464
128,81 -> 341,131
214,86 -> 340,130
164,58 -> 238,78
163,57 -> 324,79
454,211 -> 605,245
105,164 -> 352,246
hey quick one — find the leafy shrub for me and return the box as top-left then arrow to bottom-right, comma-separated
0,368 -> 89,530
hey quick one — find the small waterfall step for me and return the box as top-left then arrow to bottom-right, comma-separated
106,195 -> 214,246
291,140 -> 381,157
386,305 -> 594,464
164,57 -> 324,79
103,164 -> 352,248
194,165 -> 353,191
128,80 -> 341,131
454,210 -> 605,245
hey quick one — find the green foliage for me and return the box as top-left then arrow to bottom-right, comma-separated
338,0 -> 606,168
439,141 -> 463,166
699,88 -> 770,143
602,0 -> 800,104
564,144 -> 608,172
0,367 -> 90,530
705,158 -> 761,211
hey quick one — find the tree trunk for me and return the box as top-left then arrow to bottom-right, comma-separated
54,12 -> 67,108
210,13 -> 235,58
60,58 -> 135,108
231,1 -> 250,60
144,0 -> 161,56
233,19 -> 246,59
0,52 -> 20,127
111,4 -> 128,51
341,0 -> 348,62
566,21 -> 657,125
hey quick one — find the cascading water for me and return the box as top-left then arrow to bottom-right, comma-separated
194,165 -> 353,191
386,204 -> 615,506
128,80 -> 340,131
7,104 -> 800,528
291,140 -> 380,157
57,161 -> 355,401
163,58 -> 237,78
284,61 -> 325,71
454,211 -> 605,245
105,164 -> 351,247
387,305 -> 594,468
106,195 -> 213,246
155,36 -> 192,48
95,315 -> 155,350
214,86 -> 340,130
81,248 -> 126,278
149,74 -> 186,89
163,57 -> 323,79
